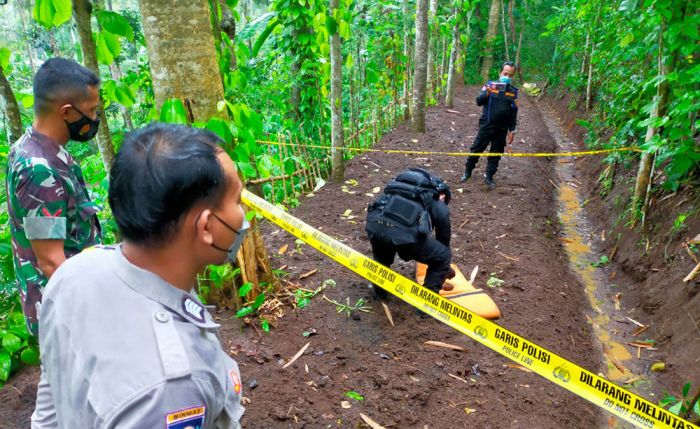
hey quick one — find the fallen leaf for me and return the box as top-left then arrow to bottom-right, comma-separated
411,139 -> 418,143
614,292 -> 622,311
469,266 -> 478,284
359,413 -> 386,429
372,187 -> 381,193
278,244 -> 289,255
409,375 -> 420,382
365,193 -> 375,197
382,303 -> 394,327
313,178 -> 326,192
340,401 -> 351,409
300,269 -> 318,279
342,209 -> 352,217
464,407 -> 477,414
345,179 -> 358,186
651,362 -> 665,372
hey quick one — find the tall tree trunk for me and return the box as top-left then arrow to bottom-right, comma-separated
425,0 -> 438,100
403,0 -> 413,119
500,0 -> 509,61
139,0 -> 276,303
585,0 -> 602,111
633,24 -> 671,219
72,0 -> 116,171
514,0 -> 526,84
412,0 -> 429,132
329,0 -> 344,182
438,35 -> 448,97
220,0 -> 238,69
139,0 -> 226,121
480,0 -> 500,81
508,0 -> 515,43
580,32 -> 590,75
445,9 -> 460,108
0,67 -> 23,143
17,0 -> 35,73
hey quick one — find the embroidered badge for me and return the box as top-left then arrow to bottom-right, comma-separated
230,369 -> 241,395
182,296 -> 205,322
165,405 -> 206,429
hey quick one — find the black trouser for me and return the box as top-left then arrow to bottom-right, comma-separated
370,235 -> 451,293
465,123 -> 508,178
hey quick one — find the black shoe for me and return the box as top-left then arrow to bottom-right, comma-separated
484,175 -> 496,190
460,170 -> 472,182
370,283 -> 389,300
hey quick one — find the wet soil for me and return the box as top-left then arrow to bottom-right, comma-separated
1,84 -> 659,428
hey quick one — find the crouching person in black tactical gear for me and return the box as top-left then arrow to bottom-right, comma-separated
365,168 -> 452,300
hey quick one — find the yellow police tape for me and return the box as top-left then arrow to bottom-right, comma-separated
242,189 -> 697,429
255,139 -> 644,158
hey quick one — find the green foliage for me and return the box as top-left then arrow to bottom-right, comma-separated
660,382 -> 700,418
544,0 -> 699,191
33,0 -> 71,29
0,295 -> 40,388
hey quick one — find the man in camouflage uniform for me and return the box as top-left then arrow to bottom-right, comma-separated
6,58 -> 102,335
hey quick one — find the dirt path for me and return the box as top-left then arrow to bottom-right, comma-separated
225,84 -> 605,428
0,84 -> 607,428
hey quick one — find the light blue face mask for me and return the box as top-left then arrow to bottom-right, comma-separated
499,76 -> 511,85
211,214 -> 250,263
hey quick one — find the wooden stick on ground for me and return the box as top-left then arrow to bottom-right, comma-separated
359,413 -> 386,429
424,341 -> 465,351
683,261 -> 700,282
283,342 -> 311,369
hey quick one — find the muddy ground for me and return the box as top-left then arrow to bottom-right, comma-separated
3,84 -> 692,428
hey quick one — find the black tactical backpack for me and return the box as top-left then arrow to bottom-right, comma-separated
365,168 -> 450,245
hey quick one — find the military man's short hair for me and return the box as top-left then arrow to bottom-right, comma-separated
33,58 -> 100,115
109,123 -> 229,247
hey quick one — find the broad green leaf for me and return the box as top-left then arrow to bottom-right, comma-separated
235,306 -> 255,318
205,117 -> 234,144
0,351 -> 10,382
252,292 -> 266,310
326,17 -> 338,35
238,282 -> 253,297
345,53 -> 353,70
1,333 -> 22,354
682,382 -> 691,398
261,320 -> 270,333
20,346 -> 40,366
114,83 -> 136,108
159,99 -> 188,124
0,47 -> 10,72
96,31 -> 122,65
619,33 -> 634,48
33,0 -> 71,29
236,162 -> 257,179
97,11 -> 134,42
19,93 -> 34,109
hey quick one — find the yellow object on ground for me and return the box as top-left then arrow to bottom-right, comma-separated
416,263 -> 501,319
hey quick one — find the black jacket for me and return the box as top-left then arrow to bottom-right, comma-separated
476,81 -> 519,131
428,199 -> 451,247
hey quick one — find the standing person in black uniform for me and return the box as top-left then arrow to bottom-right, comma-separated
365,168 -> 453,300
461,61 -> 519,189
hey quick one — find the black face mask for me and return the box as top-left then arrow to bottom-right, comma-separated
65,105 -> 100,142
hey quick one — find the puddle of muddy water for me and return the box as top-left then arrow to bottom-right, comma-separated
538,104 -> 659,427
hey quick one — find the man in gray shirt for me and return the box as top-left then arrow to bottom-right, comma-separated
32,123 -> 249,428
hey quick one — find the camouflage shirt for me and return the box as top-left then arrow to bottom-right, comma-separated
6,128 -> 102,335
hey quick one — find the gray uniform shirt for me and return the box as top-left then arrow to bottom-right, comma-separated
31,245 -> 244,428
